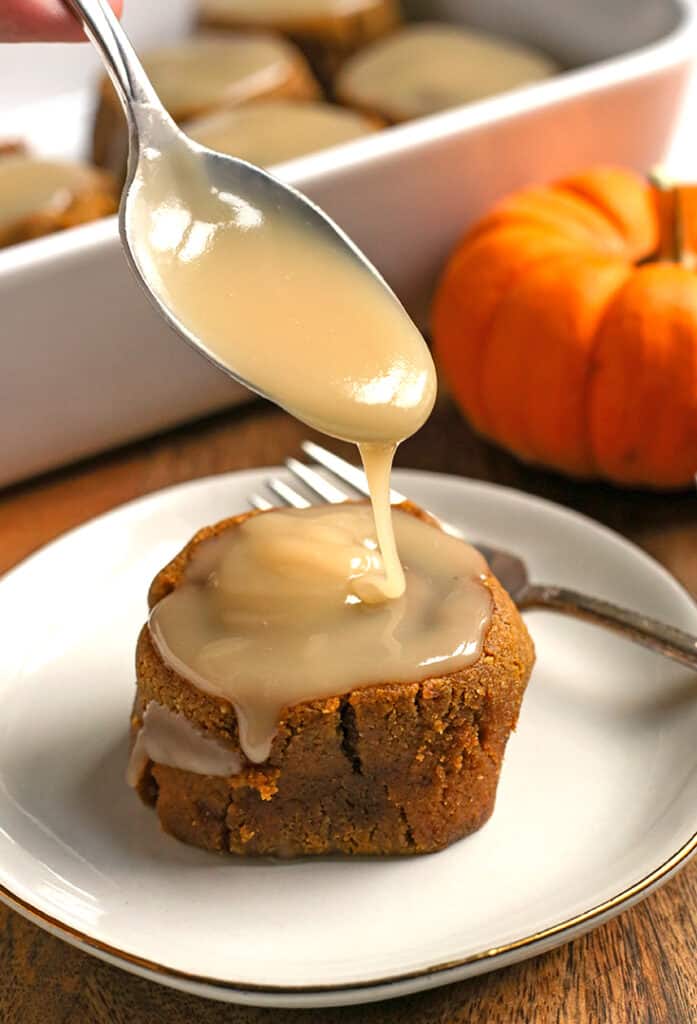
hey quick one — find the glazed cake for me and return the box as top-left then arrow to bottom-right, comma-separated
129,503 -> 534,857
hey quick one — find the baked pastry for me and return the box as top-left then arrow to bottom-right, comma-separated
93,34 -> 321,180
186,99 -> 380,167
197,0 -> 401,85
0,140 -> 24,157
129,502 -> 534,857
335,21 -> 558,123
0,151 -> 117,249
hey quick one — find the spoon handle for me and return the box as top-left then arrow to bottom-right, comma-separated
522,584 -> 697,671
62,0 -> 162,120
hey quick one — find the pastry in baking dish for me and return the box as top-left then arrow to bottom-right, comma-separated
197,0 -> 401,84
0,150 -> 117,249
92,34 -> 321,180
335,21 -> 557,123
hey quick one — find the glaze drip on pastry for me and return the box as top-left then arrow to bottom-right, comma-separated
131,140 -> 437,600
149,505 -> 491,763
128,700 -> 241,784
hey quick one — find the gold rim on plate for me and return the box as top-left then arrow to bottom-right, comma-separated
1,828 -> 695,1000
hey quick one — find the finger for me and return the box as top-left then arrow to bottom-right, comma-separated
0,0 -> 123,42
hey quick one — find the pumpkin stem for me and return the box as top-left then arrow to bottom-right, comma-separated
648,168 -> 697,269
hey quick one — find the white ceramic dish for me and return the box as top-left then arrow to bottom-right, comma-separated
0,0 -> 696,490
0,468 -> 695,1008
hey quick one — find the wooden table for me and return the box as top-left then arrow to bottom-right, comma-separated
1,397 -> 696,1023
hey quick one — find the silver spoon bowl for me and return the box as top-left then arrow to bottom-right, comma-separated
63,0 -> 396,404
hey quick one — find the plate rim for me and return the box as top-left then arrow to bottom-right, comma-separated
1,467 -> 696,1005
1,831 -> 696,1004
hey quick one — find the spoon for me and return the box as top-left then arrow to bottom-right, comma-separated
61,0 -> 401,408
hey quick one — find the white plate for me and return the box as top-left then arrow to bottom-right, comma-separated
0,469 -> 695,1008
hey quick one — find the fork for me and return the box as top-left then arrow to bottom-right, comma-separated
249,441 -> 697,672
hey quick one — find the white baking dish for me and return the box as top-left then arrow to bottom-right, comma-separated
1,0 -> 695,489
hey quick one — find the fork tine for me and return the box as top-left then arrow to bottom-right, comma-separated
301,441 -> 407,504
286,457 -> 349,504
301,441 -> 367,496
249,493 -> 274,511
268,478 -> 312,508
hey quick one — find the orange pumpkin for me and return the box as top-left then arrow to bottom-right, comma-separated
432,166 -> 697,488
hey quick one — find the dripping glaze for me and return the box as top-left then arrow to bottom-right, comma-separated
129,128 -> 490,768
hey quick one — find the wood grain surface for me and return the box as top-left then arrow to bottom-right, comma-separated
1,397 -> 696,1024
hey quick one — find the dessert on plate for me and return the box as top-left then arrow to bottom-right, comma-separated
122,20 -> 534,859
129,502 -> 534,857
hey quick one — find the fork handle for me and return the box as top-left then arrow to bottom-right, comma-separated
521,584 -> 697,671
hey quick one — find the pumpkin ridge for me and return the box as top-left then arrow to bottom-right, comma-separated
558,168 -> 657,262
464,186 -> 629,257
432,229 -> 584,435
578,267 -> 635,478
587,263 -> 697,487
478,251 -> 630,473
558,183 -> 630,249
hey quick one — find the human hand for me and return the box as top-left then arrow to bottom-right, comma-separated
0,0 -> 123,42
